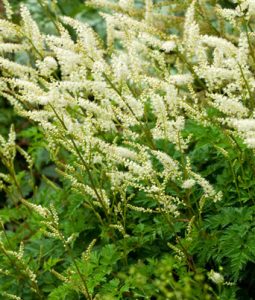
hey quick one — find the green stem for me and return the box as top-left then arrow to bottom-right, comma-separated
176,48 -> 207,90
237,63 -> 253,111
49,104 -> 110,220
160,209 -> 196,272
0,245 -> 43,299
65,243 -> 92,300
37,0 -> 61,35
228,159 -> 241,204
104,73 -> 156,150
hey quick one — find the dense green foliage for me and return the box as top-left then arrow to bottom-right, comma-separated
1,0 -> 255,299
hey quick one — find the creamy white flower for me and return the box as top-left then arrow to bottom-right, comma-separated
113,146 -> 137,160
3,0 -> 13,20
152,150 -> 180,178
245,137 -> 255,148
37,56 -> 58,76
183,1 -> 200,55
119,0 -> 134,10
201,35 -> 236,55
182,179 -> 196,189
246,0 -> 255,16
112,53 -> 130,82
233,119 -> 255,131
210,94 -> 248,117
169,74 -> 193,86
20,5 -> 44,54
208,270 -> 224,285
161,41 -> 176,53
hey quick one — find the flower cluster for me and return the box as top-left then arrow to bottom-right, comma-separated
1,0 -> 255,298
1,0 -> 255,243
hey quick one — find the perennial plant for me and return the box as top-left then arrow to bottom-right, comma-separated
0,0 -> 255,299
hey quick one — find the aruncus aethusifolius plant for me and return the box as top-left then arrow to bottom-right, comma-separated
1,0 -> 255,299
